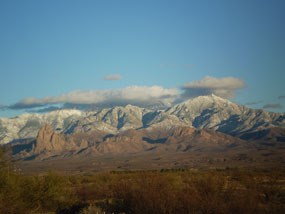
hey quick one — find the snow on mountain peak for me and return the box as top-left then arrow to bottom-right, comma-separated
184,94 -> 231,106
0,95 -> 284,145
166,94 -> 236,120
0,109 -> 83,144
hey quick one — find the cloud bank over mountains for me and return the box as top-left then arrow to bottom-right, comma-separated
3,76 -> 245,111
182,76 -> 245,99
9,86 -> 180,110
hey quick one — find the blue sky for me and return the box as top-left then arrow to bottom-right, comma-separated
0,0 -> 284,117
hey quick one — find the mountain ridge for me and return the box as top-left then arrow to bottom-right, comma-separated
1,95 -> 284,145
14,124 -> 248,160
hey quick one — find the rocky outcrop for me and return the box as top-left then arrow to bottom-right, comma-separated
33,124 -> 88,155
22,123 -> 247,159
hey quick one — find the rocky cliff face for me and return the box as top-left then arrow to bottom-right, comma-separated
33,124 -> 88,155
26,123 -> 248,159
34,125 -> 65,153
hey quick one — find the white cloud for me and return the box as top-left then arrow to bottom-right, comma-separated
182,76 -> 245,99
104,74 -> 122,81
12,86 -> 180,109
8,76 -> 246,111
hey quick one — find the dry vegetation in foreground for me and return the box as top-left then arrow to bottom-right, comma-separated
1,150 -> 285,213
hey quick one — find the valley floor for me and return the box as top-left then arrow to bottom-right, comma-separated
3,143 -> 284,213
17,146 -> 285,175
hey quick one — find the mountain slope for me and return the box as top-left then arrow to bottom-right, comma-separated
64,105 -> 150,134
166,94 -> 285,136
0,110 -> 83,144
1,94 -> 284,145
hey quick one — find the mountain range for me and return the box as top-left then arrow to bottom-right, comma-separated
1,94 -> 284,144
1,94 -> 285,170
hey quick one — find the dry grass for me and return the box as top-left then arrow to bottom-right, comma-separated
1,153 -> 285,214
72,169 -> 285,214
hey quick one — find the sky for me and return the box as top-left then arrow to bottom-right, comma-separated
0,0 -> 284,117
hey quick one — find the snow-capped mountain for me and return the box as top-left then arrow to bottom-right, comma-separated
0,109 -> 83,144
0,94 -> 284,145
166,94 -> 285,136
64,105 -> 150,134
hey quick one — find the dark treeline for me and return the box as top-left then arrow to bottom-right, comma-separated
0,149 -> 285,213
